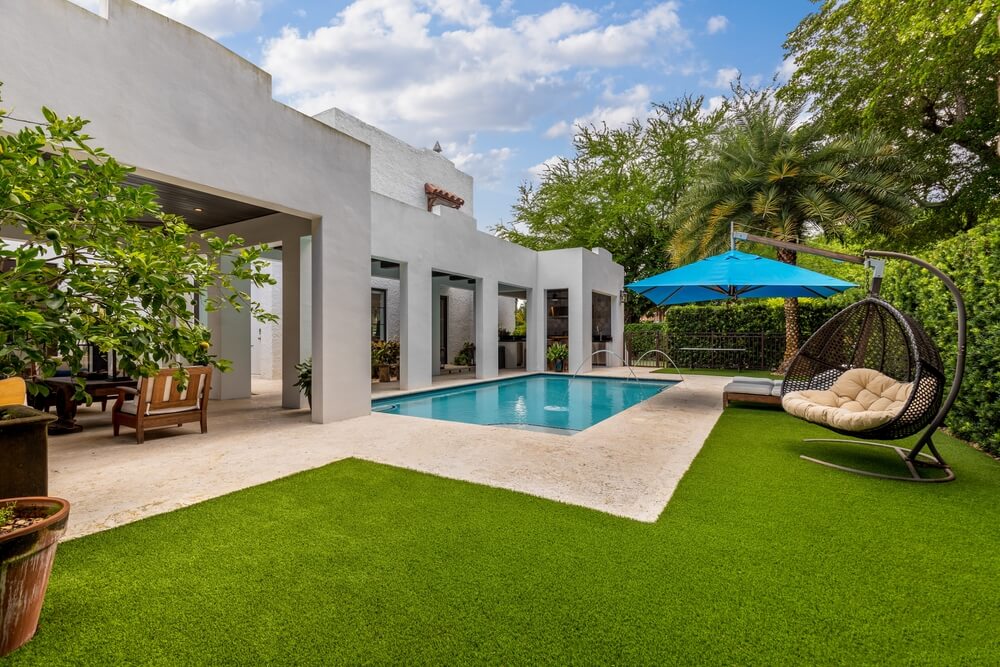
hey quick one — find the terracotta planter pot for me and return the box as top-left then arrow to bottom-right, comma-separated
0,406 -> 56,499
0,497 -> 70,657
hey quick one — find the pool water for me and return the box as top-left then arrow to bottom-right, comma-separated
371,374 -> 677,435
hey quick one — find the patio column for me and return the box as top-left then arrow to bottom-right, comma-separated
281,236 -> 302,408
400,261 -> 432,390
610,292 -> 624,367
568,286 -> 586,375
311,212 -> 371,423
526,287 -> 545,371
475,277 -> 499,378
208,256 -> 251,400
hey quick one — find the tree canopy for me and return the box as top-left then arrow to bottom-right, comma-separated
0,91 -> 274,396
494,95 -> 726,318
782,0 -> 1000,238
669,90 -> 914,359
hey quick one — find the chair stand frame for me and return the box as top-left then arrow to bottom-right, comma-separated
800,438 -> 955,483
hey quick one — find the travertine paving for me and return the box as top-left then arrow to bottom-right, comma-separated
46,369 -> 728,539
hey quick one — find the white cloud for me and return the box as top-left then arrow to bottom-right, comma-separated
544,120 -> 571,138
138,0 -> 262,38
545,82 -> 651,140
713,67 -> 740,88
775,57 -> 797,83
528,155 -> 562,181
294,8 -> 307,18
67,0 -> 263,37
442,137 -> 514,188
704,95 -> 726,114
706,15 -> 728,34
262,0 -> 688,146
425,0 -> 492,26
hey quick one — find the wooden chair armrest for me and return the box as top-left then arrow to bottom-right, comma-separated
112,386 -> 139,413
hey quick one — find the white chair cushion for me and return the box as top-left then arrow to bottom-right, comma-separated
119,401 -> 197,416
782,368 -> 913,431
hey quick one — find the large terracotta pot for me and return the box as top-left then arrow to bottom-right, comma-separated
0,497 -> 70,657
0,406 -> 57,498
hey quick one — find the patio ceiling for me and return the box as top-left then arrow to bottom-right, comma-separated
432,270 -> 475,289
125,174 -> 277,230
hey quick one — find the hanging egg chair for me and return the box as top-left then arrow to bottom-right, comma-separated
776,251 -> 966,482
780,297 -> 945,441
730,231 -> 967,483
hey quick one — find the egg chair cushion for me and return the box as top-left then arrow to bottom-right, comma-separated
782,368 -> 914,432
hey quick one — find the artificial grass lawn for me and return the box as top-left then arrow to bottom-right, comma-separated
653,366 -> 778,378
6,409 -> 1000,664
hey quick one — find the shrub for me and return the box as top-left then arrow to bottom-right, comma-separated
881,220 -> 1000,454
661,300 -> 844,336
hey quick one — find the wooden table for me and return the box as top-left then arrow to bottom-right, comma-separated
41,376 -> 138,435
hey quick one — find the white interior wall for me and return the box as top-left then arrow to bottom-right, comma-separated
251,258 -> 282,380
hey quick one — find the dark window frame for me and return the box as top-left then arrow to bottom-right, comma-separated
371,288 -> 388,341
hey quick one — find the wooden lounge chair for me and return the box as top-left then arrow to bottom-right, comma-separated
722,377 -> 783,408
112,367 -> 211,444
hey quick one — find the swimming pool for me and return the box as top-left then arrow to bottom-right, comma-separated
371,374 -> 677,435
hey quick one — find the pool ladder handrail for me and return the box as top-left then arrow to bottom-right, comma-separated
628,350 -> 685,381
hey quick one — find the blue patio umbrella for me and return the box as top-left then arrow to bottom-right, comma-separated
627,250 -> 856,306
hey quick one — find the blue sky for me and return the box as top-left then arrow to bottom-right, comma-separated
72,0 -> 813,229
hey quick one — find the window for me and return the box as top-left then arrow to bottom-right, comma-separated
371,289 -> 387,340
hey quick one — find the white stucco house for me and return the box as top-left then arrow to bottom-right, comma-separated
0,0 -> 626,423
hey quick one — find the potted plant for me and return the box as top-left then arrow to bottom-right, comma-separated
547,342 -> 569,372
382,339 -> 400,381
454,342 -> 476,367
0,496 -> 71,657
0,405 -> 57,499
293,358 -> 312,408
371,340 -> 392,383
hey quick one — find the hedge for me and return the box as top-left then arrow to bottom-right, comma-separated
624,300 -> 846,370
882,220 -> 1000,454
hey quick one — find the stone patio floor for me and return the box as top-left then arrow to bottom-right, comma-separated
47,368 -> 728,539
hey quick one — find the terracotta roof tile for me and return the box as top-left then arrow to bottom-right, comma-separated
424,182 -> 465,211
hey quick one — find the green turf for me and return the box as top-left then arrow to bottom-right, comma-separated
6,409 -> 1000,664
652,367 -> 778,378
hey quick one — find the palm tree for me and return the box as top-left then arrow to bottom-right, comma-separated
670,93 -> 913,365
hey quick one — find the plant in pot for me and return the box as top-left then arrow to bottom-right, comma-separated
293,358 -> 312,408
547,342 -> 569,372
0,93 -> 275,653
0,496 -> 71,657
371,340 -> 390,383
454,342 -> 476,367
382,339 -> 400,381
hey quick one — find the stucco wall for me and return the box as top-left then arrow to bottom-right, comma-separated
444,287 -> 475,364
315,108 -> 474,216
1,0 -> 372,422
251,259 -> 282,380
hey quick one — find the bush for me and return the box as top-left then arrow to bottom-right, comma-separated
661,300 -> 843,336
882,220 -> 1000,454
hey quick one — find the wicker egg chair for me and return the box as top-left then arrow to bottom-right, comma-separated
776,251 -> 966,483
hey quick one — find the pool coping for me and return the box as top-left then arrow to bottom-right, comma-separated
371,372 -> 677,406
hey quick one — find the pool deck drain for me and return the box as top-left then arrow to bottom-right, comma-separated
44,369 -> 728,539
